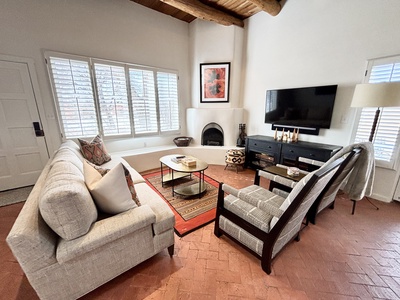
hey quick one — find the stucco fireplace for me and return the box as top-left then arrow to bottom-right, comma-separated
186,108 -> 244,146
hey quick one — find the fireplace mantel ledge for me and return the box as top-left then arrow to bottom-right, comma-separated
112,145 -> 245,173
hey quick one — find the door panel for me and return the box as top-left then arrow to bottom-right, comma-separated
0,60 -> 49,191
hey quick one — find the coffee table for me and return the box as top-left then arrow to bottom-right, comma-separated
160,155 -> 208,198
263,165 -> 306,192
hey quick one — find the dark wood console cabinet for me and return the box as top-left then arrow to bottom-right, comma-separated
245,135 -> 342,171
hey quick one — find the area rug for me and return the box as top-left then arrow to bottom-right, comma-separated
0,185 -> 33,207
143,171 -> 220,237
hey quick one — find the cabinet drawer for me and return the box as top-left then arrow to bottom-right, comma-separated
247,139 -> 280,153
282,144 -> 327,162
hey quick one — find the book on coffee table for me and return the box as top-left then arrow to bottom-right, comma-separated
171,156 -> 185,163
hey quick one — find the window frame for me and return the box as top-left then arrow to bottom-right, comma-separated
351,55 -> 400,170
44,51 -> 181,140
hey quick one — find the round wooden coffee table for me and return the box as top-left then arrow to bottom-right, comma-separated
160,155 -> 208,198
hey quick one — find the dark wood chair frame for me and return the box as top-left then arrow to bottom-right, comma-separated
214,157 -> 345,274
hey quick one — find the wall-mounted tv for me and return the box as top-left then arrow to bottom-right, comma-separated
265,85 -> 338,131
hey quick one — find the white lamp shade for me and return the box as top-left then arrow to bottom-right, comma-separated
351,82 -> 400,108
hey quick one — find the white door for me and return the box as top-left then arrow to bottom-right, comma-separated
0,60 -> 49,191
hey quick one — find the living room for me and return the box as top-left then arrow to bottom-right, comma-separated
1,0 -> 400,202
1,0 -> 400,299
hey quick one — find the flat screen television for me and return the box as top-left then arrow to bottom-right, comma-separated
265,84 -> 337,130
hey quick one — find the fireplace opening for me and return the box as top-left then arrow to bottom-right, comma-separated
201,122 -> 224,146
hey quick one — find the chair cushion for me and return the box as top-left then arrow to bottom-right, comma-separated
224,194 -> 272,233
239,185 -> 285,216
39,161 -> 98,241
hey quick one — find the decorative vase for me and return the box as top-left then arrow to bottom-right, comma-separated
236,124 -> 247,147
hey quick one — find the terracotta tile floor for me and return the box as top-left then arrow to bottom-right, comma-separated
1,165 -> 400,299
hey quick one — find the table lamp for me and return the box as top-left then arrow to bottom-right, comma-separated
351,82 -> 400,142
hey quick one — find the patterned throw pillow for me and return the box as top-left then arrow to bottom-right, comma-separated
78,135 -> 111,165
86,161 -> 140,206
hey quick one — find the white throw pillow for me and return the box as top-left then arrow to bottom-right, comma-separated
83,160 -> 137,214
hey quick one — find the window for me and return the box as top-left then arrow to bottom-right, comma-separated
353,55 -> 400,169
93,62 -> 131,136
45,52 -> 180,139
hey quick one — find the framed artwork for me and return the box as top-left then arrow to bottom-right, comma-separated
200,62 -> 230,103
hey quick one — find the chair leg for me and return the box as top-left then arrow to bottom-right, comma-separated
214,183 -> 224,238
261,257 -> 272,275
295,232 -> 300,242
351,200 -> 356,215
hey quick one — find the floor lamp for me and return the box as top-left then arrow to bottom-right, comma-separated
351,82 -> 400,142
350,82 -> 400,214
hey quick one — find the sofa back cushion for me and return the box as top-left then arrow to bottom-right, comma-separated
39,160 -> 98,240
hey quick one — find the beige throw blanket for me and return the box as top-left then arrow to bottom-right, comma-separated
327,142 -> 375,201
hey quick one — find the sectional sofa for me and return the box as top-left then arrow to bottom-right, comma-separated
6,140 -> 175,300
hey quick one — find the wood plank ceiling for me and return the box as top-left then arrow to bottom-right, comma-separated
131,0 -> 282,27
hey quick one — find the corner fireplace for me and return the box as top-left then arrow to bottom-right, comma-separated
201,122 -> 224,146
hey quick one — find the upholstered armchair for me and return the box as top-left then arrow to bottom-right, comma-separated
262,145 -> 367,223
214,157 -> 345,274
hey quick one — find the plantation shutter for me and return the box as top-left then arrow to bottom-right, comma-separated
46,51 -> 181,139
129,68 -> 158,134
157,72 -> 180,132
354,56 -> 400,169
47,56 -> 98,138
94,62 -> 131,136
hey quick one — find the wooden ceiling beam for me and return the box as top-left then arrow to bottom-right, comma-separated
159,0 -> 244,27
246,0 -> 281,16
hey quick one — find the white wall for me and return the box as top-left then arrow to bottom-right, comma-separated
189,20 -> 245,109
0,0 -> 191,153
241,0 -> 400,202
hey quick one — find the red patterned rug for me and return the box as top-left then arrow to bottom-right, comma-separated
143,171 -> 219,237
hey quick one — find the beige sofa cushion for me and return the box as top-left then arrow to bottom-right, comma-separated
83,161 -> 137,214
104,155 -> 146,184
134,182 -> 175,235
39,161 -> 98,241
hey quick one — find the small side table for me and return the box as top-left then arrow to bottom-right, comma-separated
263,165 -> 307,192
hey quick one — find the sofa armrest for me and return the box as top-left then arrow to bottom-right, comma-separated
57,205 -> 156,263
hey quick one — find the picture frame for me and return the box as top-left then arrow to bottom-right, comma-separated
200,62 -> 230,103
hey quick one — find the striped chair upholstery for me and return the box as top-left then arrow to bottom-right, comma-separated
214,157 -> 345,274
307,146 -> 363,224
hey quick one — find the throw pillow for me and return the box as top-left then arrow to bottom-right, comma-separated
78,135 -> 111,165
86,160 -> 141,206
83,161 -> 138,214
